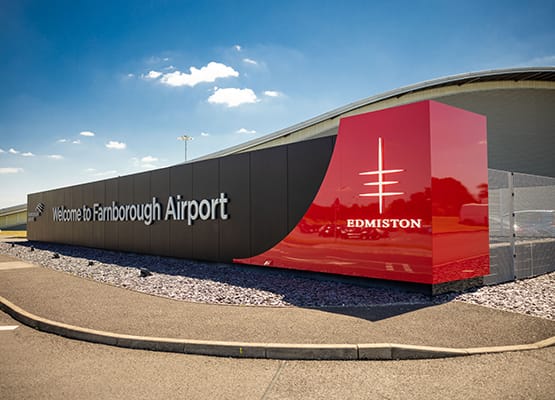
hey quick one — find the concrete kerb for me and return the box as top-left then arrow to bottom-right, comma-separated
1,294 -> 553,361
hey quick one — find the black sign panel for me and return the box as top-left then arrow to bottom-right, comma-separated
27,136 -> 335,262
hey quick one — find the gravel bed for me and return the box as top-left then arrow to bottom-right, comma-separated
1,241 -> 553,320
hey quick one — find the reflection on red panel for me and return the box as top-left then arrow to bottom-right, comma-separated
235,100 -> 489,284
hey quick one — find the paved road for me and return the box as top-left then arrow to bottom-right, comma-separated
2,264 -> 554,349
1,311 -> 553,400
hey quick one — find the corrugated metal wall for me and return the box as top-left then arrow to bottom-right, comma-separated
0,209 -> 27,230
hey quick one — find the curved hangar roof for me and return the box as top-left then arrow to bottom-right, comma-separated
196,67 -> 555,178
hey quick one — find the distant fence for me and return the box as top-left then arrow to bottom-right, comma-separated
487,169 -> 555,285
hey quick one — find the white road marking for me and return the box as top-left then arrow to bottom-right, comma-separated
0,325 -> 19,331
0,262 -> 37,271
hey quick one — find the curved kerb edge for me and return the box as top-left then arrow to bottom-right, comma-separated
1,295 -> 553,361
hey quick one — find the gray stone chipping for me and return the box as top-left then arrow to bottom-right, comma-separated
1,241 -> 553,320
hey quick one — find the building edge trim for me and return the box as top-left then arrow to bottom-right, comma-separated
191,67 -> 555,162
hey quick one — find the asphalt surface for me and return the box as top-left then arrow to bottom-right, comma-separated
1,248 -> 554,398
0,252 -> 554,350
1,311 -> 554,400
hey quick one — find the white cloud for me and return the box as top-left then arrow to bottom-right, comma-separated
236,128 -> 257,134
145,70 -> 163,79
72,140 -> 81,144
159,62 -> 239,87
22,152 -> 35,157
208,88 -> 258,107
264,90 -> 281,97
0,167 -> 23,174
57,139 -> 68,143
243,58 -> 258,65
519,55 -> 555,67
141,155 -> 158,163
85,168 -> 117,177
8,148 -> 19,154
234,45 -> 242,52
200,132 -> 210,137
106,141 -> 126,150
146,56 -> 162,64
48,154 -> 63,160
0,148 -> 4,153
92,170 -> 117,177
127,73 -> 135,78
132,156 -> 157,170
165,65 -> 176,70
80,131 -> 95,137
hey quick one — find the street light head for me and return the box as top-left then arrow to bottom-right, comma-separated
177,135 -> 193,161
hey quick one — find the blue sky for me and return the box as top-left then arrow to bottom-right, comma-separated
1,0 -> 554,208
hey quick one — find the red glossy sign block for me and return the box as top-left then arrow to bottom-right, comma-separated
236,100 -> 489,284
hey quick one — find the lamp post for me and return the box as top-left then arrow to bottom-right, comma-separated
177,135 -> 193,161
